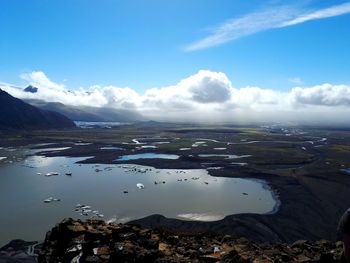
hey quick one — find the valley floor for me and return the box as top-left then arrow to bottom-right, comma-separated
1,123 -> 350,243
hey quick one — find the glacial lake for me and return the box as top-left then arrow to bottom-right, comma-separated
0,146 -> 278,246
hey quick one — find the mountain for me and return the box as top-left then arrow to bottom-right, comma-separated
0,89 -> 75,130
23,85 -> 38,93
25,99 -> 145,122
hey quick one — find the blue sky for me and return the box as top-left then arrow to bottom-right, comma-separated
1,0 -> 350,92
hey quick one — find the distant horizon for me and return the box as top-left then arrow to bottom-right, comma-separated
1,69 -> 350,126
1,0 -> 350,124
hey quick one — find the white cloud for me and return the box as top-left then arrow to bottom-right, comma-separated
279,2 -> 350,27
185,2 -> 350,51
184,6 -> 296,52
289,84 -> 350,107
12,71 -> 139,108
178,70 -> 232,103
20,71 -> 66,92
1,70 -> 350,125
288,77 -> 304,85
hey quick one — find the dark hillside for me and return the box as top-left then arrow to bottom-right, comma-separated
0,89 -> 75,130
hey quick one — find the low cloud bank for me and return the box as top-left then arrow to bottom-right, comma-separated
1,70 -> 350,125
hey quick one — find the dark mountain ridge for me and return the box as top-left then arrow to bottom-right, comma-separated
25,99 -> 145,122
0,89 -> 75,130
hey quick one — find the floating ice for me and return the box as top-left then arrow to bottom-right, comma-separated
136,183 -> 145,189
43,197 -> 60,203
43,197 -> 53,203
45,172 -> 59,176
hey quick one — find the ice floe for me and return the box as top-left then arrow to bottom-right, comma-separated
43,197 -> 61,203
136,183 -> 145,189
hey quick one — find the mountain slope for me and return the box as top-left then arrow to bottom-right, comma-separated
0,89 -> 75,129
25,99 -> 145,122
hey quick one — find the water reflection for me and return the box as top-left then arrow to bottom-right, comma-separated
0,147 -> 278,246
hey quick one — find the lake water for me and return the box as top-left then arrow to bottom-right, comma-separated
0,146 -> 278,246
117,153 -> 180,161
198,154 -> 251,159
341,168 -> 350,174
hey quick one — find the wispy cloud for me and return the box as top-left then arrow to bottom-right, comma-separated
280,2 -> 350,27
185,2 -> 350,51
288,77 -> 304,85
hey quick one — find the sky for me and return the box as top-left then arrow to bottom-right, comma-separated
1,0 -> 350,124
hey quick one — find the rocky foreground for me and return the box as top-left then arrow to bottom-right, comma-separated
11,218 -> 341,263
0,218 -> 345,263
